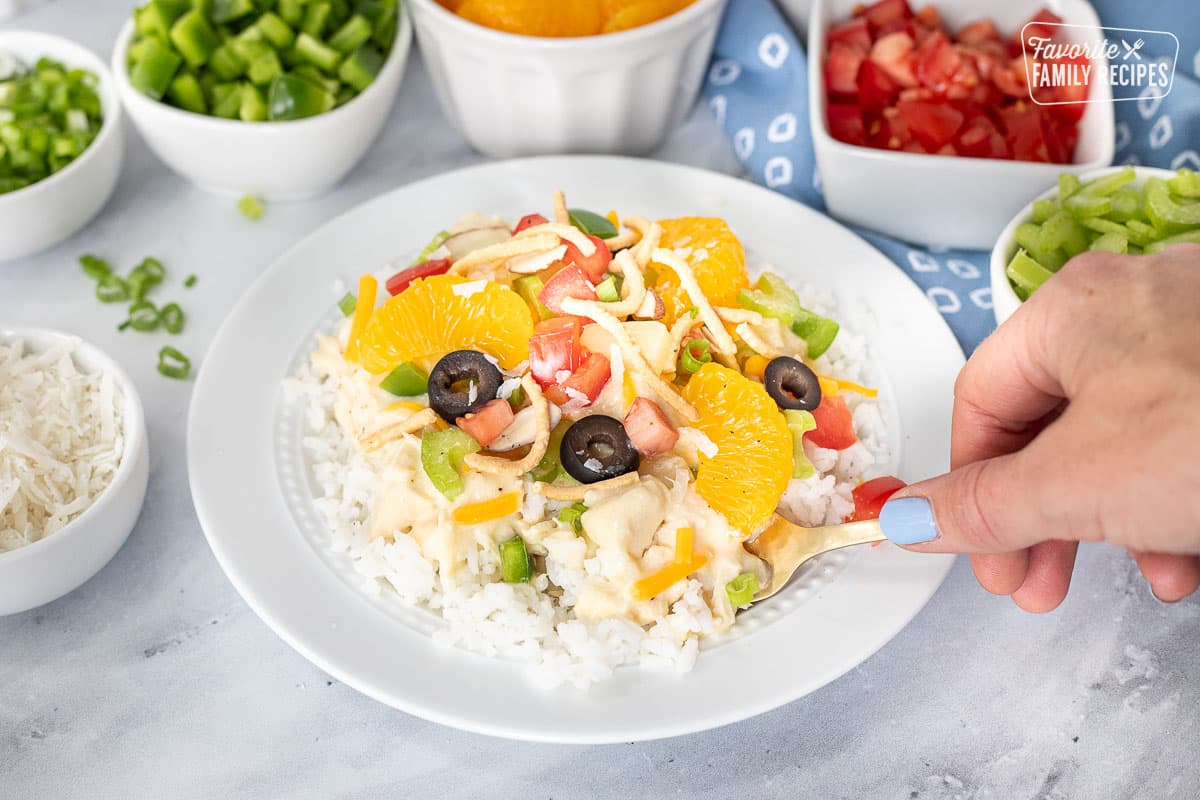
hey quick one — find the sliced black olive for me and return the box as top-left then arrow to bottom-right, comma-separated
427,350 -> 503,423
560,415 -> 640,484
763,357 -> 822,411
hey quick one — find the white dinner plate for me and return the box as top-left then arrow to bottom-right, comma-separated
188,156 -> 962,744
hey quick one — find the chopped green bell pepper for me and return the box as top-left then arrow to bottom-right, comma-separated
239,82 -> 268,121
512,274 -> 553,321
169,10 -> 221,69
130,38 -> 183,99
256,12 -> 296,49
568,208 -> 618,239
379,362 -> 428,397
499,536 -> 533,584
167,71 -> 208,114
266,72 -> 334,120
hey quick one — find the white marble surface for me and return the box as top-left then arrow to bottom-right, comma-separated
3,3 -> 1199,798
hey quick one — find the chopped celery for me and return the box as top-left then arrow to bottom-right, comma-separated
1088,232 -> 1128,254
568,208 -> 619,239
1108,187 -> 1141,221
725,572 -> 760,608
1006,249 -> 1054,296
1040,211 -> 1089,258
499,536 -> 533,584
783,409 -> 816,479
414,230 -> 449,263
595,275 -> 620,302
1124,220 -> 1157,247
1057,173 -> 1081,203
1145,178 -> 1200,228
420,428 -> 480,499
379,362 -> 428,397
1031,198 -> 1058,223
1144,230 -> 1200,254
1081,217 -> 1127,237
1169,168 -> 1200,199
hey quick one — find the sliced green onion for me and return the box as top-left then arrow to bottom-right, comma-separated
79,254 -> 111,280
499,535 -> 533,584
556,502 -> 587,534
414,230 -> 449,264
157,346 -> 192,380
677,338 -> 712,374
238,194 -> 264,220
725,572 -> 760,608
567,208 -> 618,239
160,302 -> 185,334
120,300 -> 161,332
594,275 -> 620,302
338,292 -> 357,317
379,362 -> 427,397
184,274 -> 198,288
96,275 -> 130,303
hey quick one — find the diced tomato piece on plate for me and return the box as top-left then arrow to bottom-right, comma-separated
828,18 -> 871,54
825,43 -> 864,97
844,476 -> 907,522
562,234 -> 612,283
623,397 -> 679,457
457,399 -> 515,448
806,393 -> 857,450
385,259 -> 452,296
513,213 -> 549,234
528,316 -> 584,386
545,351 -> 611,407
896,99 -> 964,151
538,263 -> 597,315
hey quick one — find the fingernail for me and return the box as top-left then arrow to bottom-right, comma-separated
879,497 -> 940,545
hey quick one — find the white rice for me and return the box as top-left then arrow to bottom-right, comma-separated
290,278 -> 888,688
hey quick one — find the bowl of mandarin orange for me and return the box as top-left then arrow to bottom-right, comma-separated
410,0 -> 727,156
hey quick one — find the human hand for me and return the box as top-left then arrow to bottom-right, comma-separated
879,244 -> 1200,611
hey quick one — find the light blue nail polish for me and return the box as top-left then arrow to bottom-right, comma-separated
879,497 -> 939,545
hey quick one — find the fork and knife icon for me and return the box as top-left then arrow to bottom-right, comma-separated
1121,38 -> 1146,60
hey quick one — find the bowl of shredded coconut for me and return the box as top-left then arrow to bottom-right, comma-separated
0,329 -> 148,616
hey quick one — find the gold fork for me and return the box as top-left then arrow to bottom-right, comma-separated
745,514 -> 887,601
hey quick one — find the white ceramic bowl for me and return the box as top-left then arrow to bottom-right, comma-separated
0,329 -> 149,616
111,12 -> 411,200
808,0 -> 1115,250
0,31 -> 124,262
410,0 -> 727,157
989,165 -> 1175,325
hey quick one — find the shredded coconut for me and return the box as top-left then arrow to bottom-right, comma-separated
451,279 -> 488,298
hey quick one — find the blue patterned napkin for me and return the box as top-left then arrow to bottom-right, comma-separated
704,0 -> 1200,355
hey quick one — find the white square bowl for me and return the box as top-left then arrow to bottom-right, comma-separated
808,0 -> 1115,250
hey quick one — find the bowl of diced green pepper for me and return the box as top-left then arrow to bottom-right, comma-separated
991,166 -> 1200,324
0,30 -> 123,262
113,0 -> 409,200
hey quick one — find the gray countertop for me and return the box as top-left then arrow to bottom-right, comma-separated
2,3 -> 1198,798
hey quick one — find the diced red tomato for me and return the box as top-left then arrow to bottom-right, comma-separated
827,18 -> 872,54
561,234 -> 612,284
869,31 -> 917,87
954,112 -> 1010,159
805,393 -> 857,450
912,4 -> 942,33
826,103 -> 867,146
914,31 -> 962,94
857,59 -> 900,107
513,213 -> 549,234
385,259 -> 452,296
999,106 -> 1052,162
456,399 -> 514,448
825,44 -> 864,97
623,397 -> 679,457
856,0 -> 912,33
538,263 -> 597,314
528,316 -> 584,386
956,18 -> 999,46
544,351 -> 611,407
896,99 -> 963,150
844,476 -> 907,522
1015,9 -> 1063,50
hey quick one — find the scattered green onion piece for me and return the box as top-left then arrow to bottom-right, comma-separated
783,409 -> 816,479
498,535 -> 533,584
122,300 -> 161,332
157,346 -> 192,380
595,275 -> 620,303
79,254 -> 111,280
160,302 -> 185,334
567,208 -> 618,239
379,362 -> 428,397
338,292 -> 357,317
557,503 -> 588,534
725,572 -> 760,609
184,274 -> 198,288
238,194 -> 264,220
96,275 -> 130,303
677,338 -> 712,374
414,230 -> 449,263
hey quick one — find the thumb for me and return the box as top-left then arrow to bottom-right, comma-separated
878,447 -> 1080,554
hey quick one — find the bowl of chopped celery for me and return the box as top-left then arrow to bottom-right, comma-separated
0,30 -> 123,262
990,166 -> 1200,324
112,0 -> 410,200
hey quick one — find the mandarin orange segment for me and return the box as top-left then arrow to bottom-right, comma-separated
681,363 -> 792,535
358,275 -> 534,375
650,217 -> 749,324
455,0 -> 603,37
602,0 -> 690,32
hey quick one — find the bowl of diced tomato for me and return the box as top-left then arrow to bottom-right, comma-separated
808,0 -> 1114,250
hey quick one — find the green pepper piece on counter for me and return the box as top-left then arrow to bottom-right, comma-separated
499,536 -> 533,584
783,409 -> 816,480
328,14 -> 373,53
170,9 -> 221,68
266,72 -> 334,120
167,71 -> 208,114
420,427 -> 481,500
238,194 -> 264,220
336,44 -> 380,91
130,37 -> 183,99
379,362 -> 428,397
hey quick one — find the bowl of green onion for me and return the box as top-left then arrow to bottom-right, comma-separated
0,30 -> 122,262
991,166 -> 1200,324
112,0 -> 409,200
